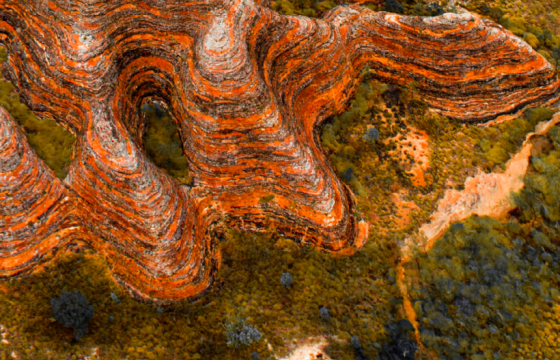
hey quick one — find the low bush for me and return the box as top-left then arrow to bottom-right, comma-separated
51,291 -> 94,340
224,317 -> 262,348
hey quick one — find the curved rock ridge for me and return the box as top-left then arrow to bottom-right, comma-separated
0,0 -> 558,302
0,107 -> 76,277
67,99 -> 221,300
341,10 -> 560,122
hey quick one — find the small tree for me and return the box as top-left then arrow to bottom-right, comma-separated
340,166 -> 355,182
362,127 -> 379,145
426,2 -> 444,16
379,320 -> 417,360
110,292 -> 120,304
280,272 -> 293,288
225,317 -> 262,348
50,291 -> 94,340
319,305 -> 330,320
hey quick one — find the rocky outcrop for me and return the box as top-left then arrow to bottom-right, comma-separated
0,0 -> 558,302
0,107 -> 76,276
344,10 -> 560,122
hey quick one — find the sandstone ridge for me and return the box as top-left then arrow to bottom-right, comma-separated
0,0 -> 558,302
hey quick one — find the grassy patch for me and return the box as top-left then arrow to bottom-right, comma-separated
269,0 -> 337,17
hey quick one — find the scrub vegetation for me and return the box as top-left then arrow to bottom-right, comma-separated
319,66 -> 554,241
269,0 -> 337,18
141,103 -> 193,185
318,61 -> 559,359
0,228 -> 403,359
409,215 -> 560,360
405,125 -> 560,359
0,48 -> 75,179
1,1 -> 560,359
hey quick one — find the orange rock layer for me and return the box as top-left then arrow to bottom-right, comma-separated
0,0 -> 558,302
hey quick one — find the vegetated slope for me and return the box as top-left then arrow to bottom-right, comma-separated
320,67 -> 556,242
0,229 -> 402,360
141,102 -> 192,185
405,124 -> 560,359
0,48 -> 75,179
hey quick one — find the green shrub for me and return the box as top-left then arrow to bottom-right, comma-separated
538,49 -> 552,61
224,317 -> 262,348
500,16 -> 527,36
524,33 -> 540,48
524,107 -> 553,123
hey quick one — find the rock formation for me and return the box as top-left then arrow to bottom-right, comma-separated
0,0 -> 558,302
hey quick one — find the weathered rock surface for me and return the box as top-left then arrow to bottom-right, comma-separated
0,107 -> 76,276
0,0 -> 558,302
